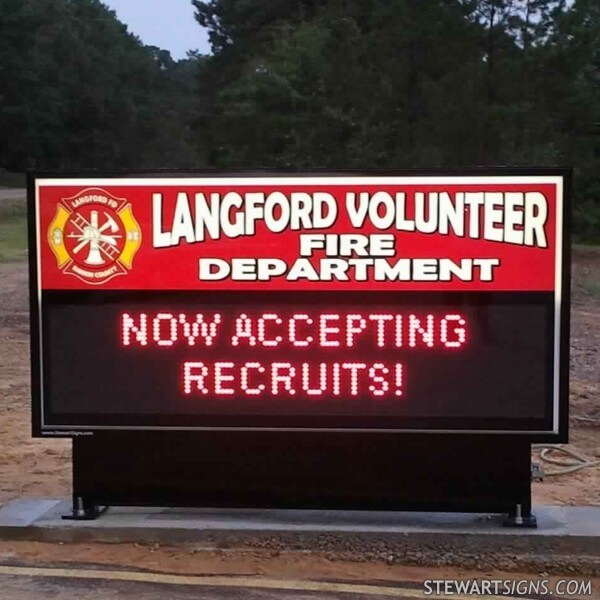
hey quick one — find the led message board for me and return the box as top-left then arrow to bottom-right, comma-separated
29,171 -> 569,438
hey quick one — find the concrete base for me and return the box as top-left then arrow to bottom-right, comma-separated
0,500 -> 599,572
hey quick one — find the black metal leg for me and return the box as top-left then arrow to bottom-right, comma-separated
503,503 -> 537,528
62,495 -> 108,521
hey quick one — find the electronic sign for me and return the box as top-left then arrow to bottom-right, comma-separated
29,171 -> 570,439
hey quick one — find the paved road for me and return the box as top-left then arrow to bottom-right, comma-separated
0,567 -> 421,599
0,188 -> 25,200
0,577 -> 382,599
1,564 -> 573,600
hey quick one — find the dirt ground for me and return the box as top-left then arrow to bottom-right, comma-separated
0,250 -> 598,509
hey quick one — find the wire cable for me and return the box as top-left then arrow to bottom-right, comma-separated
533,444 -> 600,476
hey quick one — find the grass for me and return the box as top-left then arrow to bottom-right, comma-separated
0,199 -> 27,262
0,171 -> 25,188
582,280 -> 600,297
573,244 -> 600,298
573,243 -> 600,253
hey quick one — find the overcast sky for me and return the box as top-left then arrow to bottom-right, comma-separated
102,0 -> 211,59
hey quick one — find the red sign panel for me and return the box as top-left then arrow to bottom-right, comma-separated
30,172 -> 569,438
37,176 -> 562,291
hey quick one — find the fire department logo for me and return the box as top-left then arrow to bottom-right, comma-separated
47,188 -> 142,285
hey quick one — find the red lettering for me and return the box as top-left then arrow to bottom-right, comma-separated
182,361 -> 405,400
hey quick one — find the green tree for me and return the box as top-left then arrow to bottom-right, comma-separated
196,0 -> 488,168
0,0 -> 202,170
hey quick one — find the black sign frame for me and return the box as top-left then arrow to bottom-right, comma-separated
28,168 -> 571,442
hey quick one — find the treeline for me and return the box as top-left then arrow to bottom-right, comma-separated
0,0 -> 598,238
0,0 -> 199,170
